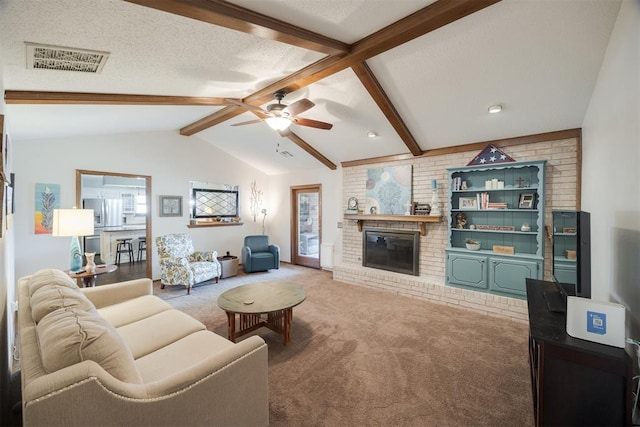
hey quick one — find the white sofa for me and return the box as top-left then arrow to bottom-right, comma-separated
17,269 -> 268,427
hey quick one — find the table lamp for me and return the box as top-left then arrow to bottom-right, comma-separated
52,208 -> 94,272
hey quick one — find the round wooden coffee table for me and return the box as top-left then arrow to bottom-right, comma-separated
67,264 -> 118,287
217,281 -> 306,345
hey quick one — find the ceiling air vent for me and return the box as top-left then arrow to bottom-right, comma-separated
25,42 -> 110,73
279,150 -> 294,158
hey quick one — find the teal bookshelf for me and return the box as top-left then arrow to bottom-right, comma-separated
446,160 -> 546,298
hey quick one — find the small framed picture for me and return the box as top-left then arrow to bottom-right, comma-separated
518,193 -> 537,209
159,195 -> 183,217
459,197 -> 477,210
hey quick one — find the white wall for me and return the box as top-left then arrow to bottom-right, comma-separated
13,131 -> 269,280
267,166 -> 342,269
582,0 -> 640,334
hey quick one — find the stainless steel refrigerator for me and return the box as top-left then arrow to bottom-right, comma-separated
82,198 -> 123,254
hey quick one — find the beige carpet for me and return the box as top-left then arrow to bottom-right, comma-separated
154,264 -> 534,427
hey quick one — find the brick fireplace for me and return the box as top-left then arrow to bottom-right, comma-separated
333,135 -> 581,322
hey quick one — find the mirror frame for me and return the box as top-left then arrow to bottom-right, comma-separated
76,169 -> 152,279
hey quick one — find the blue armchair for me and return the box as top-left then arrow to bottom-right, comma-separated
242,235 -> 280,273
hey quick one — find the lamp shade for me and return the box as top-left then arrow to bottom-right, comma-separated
265,117 -> 292,131
52,209 -> 94,237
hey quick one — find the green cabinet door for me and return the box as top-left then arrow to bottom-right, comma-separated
489,257 -> 540,296
447,252 -> 488,289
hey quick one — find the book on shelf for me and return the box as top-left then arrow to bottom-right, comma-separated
453,177 -> 462,191
475,192 -> 490,210
487,202 -> 508,209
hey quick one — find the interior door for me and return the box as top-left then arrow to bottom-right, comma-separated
76,169 -> 152,281
291,185 -> 321,269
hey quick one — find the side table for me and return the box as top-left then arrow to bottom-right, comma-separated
67,264 -> 118,287
217,255 -> 239,279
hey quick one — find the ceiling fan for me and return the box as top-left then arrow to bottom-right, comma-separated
230,90 -> 333,135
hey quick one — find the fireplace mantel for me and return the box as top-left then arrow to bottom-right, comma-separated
344,214 -> 441,236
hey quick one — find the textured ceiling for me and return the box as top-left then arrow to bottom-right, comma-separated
0,0 -> 622,175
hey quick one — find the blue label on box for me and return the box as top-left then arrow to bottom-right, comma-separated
587,311 -> 606,335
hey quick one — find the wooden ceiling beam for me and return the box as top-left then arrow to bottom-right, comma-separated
187,0 -> 501,132
4,90 -> 234,106
243,109 -> 337,170
350,0 -> 501,62
286,131 -> 337,170
124,0 -> 349,56
351,61 -> 422,156
180,106 -> 244,135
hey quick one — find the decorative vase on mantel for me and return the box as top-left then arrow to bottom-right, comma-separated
84,252 -> 96,274
429,180 -> 442,217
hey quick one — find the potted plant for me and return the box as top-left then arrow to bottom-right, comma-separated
465,239 -> 481,250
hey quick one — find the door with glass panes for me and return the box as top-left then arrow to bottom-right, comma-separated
291,185 -> 321,269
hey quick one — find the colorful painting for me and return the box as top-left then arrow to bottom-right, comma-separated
365,165 -> 412,215
34,183 -> 60,234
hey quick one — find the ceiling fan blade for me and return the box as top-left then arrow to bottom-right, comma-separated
292,117 -> 333,130
284,98 -> 314,116
225,99 -> 264,112
231,119 -> 264,126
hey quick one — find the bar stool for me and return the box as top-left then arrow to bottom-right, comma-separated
137,237 -> 146,262
115,238 -> 134,265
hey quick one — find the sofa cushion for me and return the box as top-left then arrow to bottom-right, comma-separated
135,330 -> 235,383
97,295 -> 173,328
27,268 -> 78,296
36,307 -> 143,384
116,309 -> 206,359
31,285 -> 96,324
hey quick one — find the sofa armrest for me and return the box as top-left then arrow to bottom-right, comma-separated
269,244 -> 280,265
81,278 -> 153,308
23,359 -> 149,403
23,336 -> 269,427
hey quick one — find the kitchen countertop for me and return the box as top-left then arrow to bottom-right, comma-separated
101,226 -> 146,232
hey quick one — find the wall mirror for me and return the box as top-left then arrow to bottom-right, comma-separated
76,169 -> 152,280
189,181 -> 239,220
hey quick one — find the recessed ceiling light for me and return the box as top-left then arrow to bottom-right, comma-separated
367,131 -> 377,138
488,104 -> 503,114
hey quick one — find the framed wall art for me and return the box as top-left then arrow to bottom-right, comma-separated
518,193 -> 537,209
365,165 -> 412,215
458,197 -> 477,210
159,195 -> 183,217
34,183 -> 60,234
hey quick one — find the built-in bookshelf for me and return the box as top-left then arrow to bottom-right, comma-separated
446,160 -> 546,298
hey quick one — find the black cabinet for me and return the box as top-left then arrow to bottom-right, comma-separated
526,279 -> 633,426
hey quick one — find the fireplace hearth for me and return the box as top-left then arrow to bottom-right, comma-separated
362,228 -> 419,276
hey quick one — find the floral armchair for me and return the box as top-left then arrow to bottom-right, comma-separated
156,233 -> 221,294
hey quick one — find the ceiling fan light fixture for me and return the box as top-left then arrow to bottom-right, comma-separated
488,104 -> 503,114
266,116 -> 292,131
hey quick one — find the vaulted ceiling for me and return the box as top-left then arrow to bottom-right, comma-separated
0,0 -> 622,174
